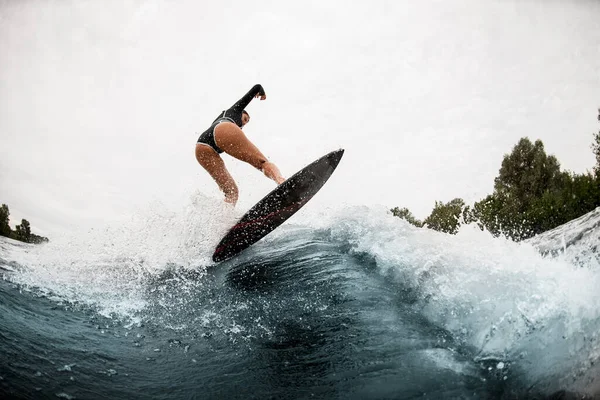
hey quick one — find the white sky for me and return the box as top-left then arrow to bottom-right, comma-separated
1,0 -> 599,237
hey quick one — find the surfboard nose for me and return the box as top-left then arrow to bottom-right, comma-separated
328,149 -> 344,168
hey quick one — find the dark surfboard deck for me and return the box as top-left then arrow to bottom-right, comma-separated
212,149 -> 344,262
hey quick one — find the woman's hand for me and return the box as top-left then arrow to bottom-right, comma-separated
255,93 -> 267,100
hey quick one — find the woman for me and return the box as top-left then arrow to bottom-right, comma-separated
195,84 -> 285,205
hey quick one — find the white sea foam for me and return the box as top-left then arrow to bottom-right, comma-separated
3,191 -> 237,317
312,204 -> 600,393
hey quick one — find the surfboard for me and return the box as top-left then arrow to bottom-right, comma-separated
212,149 -> 345,262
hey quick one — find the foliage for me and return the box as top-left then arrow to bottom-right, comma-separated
391,117 -> 600,241
390,207 -> 423,227
494,138 -> 563,209
469,193 -> 531,239
0,203 -> 49,244
473,138 -> 600,241
14,219 -> 32,242
467,138 -> 564,240
532,171 -> 600,228
423,198 -> 466,234
593,108 -> 600,178
0,204 -> 10,237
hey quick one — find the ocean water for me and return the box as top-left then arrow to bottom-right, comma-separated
1,195 -> 599,399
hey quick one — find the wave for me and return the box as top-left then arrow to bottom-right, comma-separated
1,194 -> 599,398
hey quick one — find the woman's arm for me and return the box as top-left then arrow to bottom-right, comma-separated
228,84 -> 266,113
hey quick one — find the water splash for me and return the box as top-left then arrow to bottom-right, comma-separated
3,191 -> 237,318
2,201 -> 600,395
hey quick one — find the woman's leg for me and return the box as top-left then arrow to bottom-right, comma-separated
214,122 -> 285,184
195,144 -> 239,205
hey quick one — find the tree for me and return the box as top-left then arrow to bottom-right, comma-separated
14,219 -> 31,243
29,233 -> 50,244
470,135 -> 600,241
494,138 -> 563,212
593,108 -> 600,178
542,171 -> 600,225
470,138 -> 565,240
390,206 -> 423,227
423,198 -> 466,234
391,125 -> 600,241
0,204 -> 10,237
0,204 -> 48,244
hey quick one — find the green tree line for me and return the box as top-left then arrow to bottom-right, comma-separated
392,109 -> 600,241
0,204 -> 49,244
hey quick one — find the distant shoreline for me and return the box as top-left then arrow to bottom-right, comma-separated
1,203 -> 49,244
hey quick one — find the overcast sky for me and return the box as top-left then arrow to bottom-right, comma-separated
1,0 -> 599,237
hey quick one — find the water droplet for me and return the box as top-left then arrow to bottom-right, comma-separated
57,364 -> 76,372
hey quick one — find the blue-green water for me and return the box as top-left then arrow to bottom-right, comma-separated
1,204 -> 599,399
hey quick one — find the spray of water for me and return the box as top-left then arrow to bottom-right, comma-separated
5,191 -> 237,317
314,205 -> 600,392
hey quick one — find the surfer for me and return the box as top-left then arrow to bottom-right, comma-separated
195,84 -> 285,205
